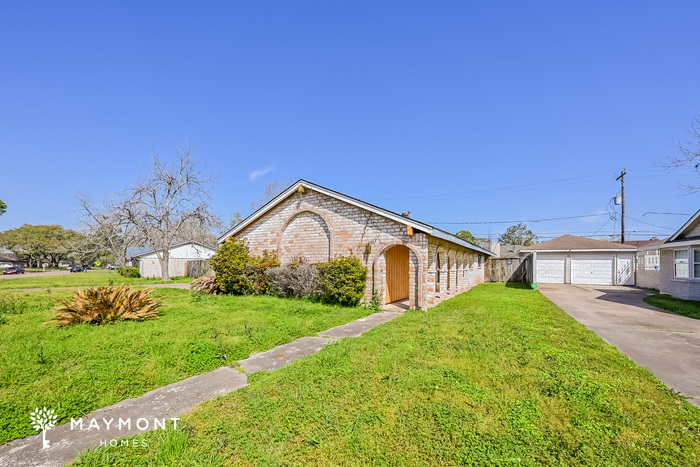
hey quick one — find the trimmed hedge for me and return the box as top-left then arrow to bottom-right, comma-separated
117,267 -> 140,278
317,255 -> 368,307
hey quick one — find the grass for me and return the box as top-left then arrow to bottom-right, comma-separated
74,283 -> 700,466
0,288 -> 372,444
0,269 -> 192,290
644,294 -> 700,320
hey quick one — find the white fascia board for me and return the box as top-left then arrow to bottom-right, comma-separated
217,179 -> 495,256
668,209 -> 700,242
220,180 -> 438,242
133,241 -> 217,259
429,229 -> 495,256
659,239 -> 700,249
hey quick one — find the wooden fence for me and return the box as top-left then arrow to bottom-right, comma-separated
486,255 -> 532,283
185,260 -> 214,278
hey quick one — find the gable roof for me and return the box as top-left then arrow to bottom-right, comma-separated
132,241 -> 218,259
521,234 -> 637,252
219,179 -> 494,256
666,209 -> 700,243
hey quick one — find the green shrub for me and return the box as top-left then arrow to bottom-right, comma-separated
209,238 -> 279,295
317,255 -> 368,307
117,267 -> 140,278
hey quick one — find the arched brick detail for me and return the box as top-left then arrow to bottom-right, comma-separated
371,242 -> 424,310
278,210 -> 332,263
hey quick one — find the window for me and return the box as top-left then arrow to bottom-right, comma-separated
694,249 -> 700,279
478,255 -> 483,268
674,249 -> 689,278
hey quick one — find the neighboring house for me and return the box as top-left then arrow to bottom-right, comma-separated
133,241 -> 218,278
126,247 -> 152,267
520,235 -> 637,285
218,180 -> 494,309
635,238 -> 666,290
0,252 -> 28,268
658,209 -> 700,300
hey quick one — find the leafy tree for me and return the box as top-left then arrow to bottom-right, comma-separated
0,199 -> 6,216
665,115 -> 700,193
0,224 -> 83,267
455,230 -> 477,244
498,223 -> 538,246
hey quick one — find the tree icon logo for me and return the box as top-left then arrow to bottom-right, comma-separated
30,407 -> 58,449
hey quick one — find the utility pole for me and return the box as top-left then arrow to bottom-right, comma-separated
616,169 -> 626,244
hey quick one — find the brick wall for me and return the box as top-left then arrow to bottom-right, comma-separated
659,247 -> 700,300
232,187 -> 486,309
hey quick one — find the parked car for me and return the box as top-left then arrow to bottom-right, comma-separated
3,265 -> 25,275
68,265 -> 82,273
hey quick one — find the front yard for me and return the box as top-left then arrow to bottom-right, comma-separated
75,283 -> 700,466
0,288 -> 372,444
644,293 -> 700,320
0,269 -> 192,291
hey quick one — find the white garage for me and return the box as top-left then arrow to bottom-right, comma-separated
521,235 -> 637,286
535,255 -> 566,283
134,241 -> 218,278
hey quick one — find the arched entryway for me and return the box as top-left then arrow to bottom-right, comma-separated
385,245 -> 410,305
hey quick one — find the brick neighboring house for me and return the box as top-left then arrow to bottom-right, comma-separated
658,209 -> 700,300
218,180 -> 494,309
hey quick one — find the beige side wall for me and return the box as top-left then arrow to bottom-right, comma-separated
636,269 -> 660,290
139,258 -> 187,278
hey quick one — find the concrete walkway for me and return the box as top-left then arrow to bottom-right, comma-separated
0,312 -> 402,467
538,284 -> 700,407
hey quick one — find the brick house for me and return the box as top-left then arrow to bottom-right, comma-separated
218,180 -> 494,309
658,209 -> 700,300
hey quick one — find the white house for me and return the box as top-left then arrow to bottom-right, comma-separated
133,241 -> 217,278
520,235 -> 637,286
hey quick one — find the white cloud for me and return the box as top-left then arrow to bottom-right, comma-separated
249,167 -> 274,181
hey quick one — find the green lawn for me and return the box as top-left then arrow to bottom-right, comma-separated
75,283 -> 700,466
0,269 -> 192,290
644,294 -> 700,320
0,288 -> 372,444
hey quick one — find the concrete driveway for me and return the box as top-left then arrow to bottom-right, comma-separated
538,284 -> 700,407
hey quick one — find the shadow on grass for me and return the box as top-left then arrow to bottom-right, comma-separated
504,281 -> 534,290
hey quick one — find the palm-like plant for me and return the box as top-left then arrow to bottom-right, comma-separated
45,284 -> 162,326
191,276 -> 219,295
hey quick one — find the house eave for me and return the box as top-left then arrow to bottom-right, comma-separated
218,180 -> 494,256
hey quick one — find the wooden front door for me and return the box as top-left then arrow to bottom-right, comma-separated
386,245 -> 409,303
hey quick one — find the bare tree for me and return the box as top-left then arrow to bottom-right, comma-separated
75,194 -> 142,266
250,179 -> 292,213
666,115 -> 700,193
108,143 -> 220,280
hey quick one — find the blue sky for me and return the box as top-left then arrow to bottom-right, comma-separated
1,1 -> 699,241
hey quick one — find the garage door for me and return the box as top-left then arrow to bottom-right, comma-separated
536,256 -> 565,283
571,256 -> 613,285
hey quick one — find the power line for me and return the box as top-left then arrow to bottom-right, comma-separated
426,213 -> 608,225
626,216 -> 675,230
376,173 -> 610,202
642,212 -> 689,216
